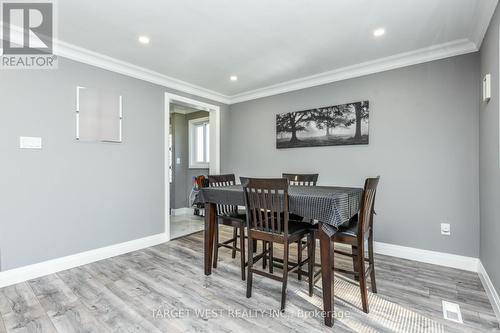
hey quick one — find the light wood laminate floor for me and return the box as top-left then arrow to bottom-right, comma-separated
170,214 -> 204,240
0,226 -> 498,333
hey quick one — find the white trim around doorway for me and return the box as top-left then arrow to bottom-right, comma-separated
164,92 -> 221,241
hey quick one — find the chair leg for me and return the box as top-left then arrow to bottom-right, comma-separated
231,228 -> 238,259
297,239 -> 302,281
246,236 -> 254,298
368,233 -> 377,293
281,242 -> 289,312
352,245 -> 360,281
269,242 -> 274,274
358,242 -> 369,313
262,241 -> 267,269
240,226 -> 246,281
308,233 -> 315,297
213,225 -> 219,268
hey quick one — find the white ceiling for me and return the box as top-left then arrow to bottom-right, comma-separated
54,0 -> 496,102
170,103 -> 200,114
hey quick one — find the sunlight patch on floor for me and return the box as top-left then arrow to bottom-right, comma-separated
292,276 -> 444,333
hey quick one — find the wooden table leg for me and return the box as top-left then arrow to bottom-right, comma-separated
204,202 -> 217,275
319,224 -> 334,327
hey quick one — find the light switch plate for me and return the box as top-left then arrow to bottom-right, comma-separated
483,74 -> 491,102
19,136 -> 42,149
176,157 -> 181,164
441,223 -> 451,236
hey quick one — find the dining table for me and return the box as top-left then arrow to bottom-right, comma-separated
198,184 -> 363,327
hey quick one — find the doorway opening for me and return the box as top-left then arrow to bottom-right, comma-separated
164,93 -> 220,241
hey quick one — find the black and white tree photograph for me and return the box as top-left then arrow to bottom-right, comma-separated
276,101 -> 369,149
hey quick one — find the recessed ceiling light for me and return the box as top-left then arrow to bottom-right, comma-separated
230,75 -> 238,81
373,28 -> 385,37
138,35 -> 150,45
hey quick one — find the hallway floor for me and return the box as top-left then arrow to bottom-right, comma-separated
170,213 -> 204,240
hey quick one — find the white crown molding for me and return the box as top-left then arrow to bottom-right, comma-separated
0,20 -> 481,105
0,21 -> 228,104
478,261 -> 500,325
229,39 -> 478,104
471,0 -> 499,49
0,233 -> 168,288
373,241 -> 479,272
55,41 -> 231,104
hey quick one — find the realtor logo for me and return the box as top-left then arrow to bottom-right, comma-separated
1,1 -> 57,69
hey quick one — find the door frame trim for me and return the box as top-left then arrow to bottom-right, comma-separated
164,92 -> 221,240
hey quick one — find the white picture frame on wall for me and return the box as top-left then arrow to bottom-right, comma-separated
76,86 -> 123,143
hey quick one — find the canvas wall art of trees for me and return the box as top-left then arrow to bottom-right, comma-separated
276,101 -> 369,149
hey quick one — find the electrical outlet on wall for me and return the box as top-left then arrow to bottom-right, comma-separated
441,223 -> 451,236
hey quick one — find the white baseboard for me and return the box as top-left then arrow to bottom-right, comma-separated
372,241 -> 500,323
373,241 -> 479,272
0,233 -> 168,289
478,261 -> 500,324
171,207 -> 195,216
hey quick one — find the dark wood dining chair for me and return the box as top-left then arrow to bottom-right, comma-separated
282,173 -> 319,186
282,173 -> 319,281
332,176 -> 380,313
242,177 -> 315,311
209,174 -> 247,280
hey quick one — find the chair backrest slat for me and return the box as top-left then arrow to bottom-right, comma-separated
241,178 -> 289,236
357,177 -> 380,235
282,173 -> 318,186
208,174 -> 238,216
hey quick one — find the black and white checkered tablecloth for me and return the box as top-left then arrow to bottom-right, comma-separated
197,185 -> 363,236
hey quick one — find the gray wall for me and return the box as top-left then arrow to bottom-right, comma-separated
225,53 -> 480,257
479,3 -> 500,297
0,57 -> 228,271
170,109 -> 209,209
0,42 -> 486,273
